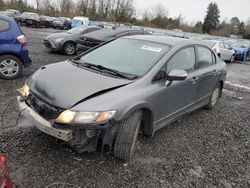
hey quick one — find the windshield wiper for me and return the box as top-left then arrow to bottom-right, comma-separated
69,59 -> 82,66
82,62 -> 138,80
69,60 -> 138,80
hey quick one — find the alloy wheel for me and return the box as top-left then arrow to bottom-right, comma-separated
65,43 -> 75,55
211,87 -> 220,106
0,59 -> 20,77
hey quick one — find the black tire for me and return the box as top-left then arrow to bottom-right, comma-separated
205,83 -> 221,110
63,42 -> 76,55
0,55 -> 23,79
113,111 -> 142,161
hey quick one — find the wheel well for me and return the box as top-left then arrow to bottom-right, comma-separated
140,108 -> 154,136
0,53 -> 23,64
64,41 -> 76,47
219,81 -> 223,97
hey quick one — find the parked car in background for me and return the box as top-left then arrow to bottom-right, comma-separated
71,16 -> 89,28
6,9 -> 20,16
77,28 -> 150,53
26,14 -> 51,28
41,15 -> 54,27
18,36 -> 226,160
20,12 -> 37,25
0,155 -> 13,188
231,41 -> 250,61
53,17 -> 71,29
201,40 -> 235,62
44,26 -> 102,55
0,15 -> 32,79
0,10 -> 22,24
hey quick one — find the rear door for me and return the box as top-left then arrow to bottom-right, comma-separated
0,18 -> 11,52
219,42 -> 232,61
195,46 -> 221,104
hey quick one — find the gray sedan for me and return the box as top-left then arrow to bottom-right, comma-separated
44,25 -> 101,55
18,36 -> 226,161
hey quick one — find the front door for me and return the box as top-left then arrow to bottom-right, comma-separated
154,46 -> 199,128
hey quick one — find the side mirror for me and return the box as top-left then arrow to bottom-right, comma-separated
167,69 -> 187,82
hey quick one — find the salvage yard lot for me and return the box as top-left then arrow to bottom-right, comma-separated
0,27 -> 250,187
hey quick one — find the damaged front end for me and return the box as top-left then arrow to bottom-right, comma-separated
17,84 -> 120,154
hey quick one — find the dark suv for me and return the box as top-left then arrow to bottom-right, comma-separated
77,29 -> 150,53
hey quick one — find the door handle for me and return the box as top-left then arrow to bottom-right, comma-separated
191,77 -> 199,83
213,69 -> 217,75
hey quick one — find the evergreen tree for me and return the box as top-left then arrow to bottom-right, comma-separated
238,21 -> 245,35
0,0 -> 5,10
202,2 -> 220,33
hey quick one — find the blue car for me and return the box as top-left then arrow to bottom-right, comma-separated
0,15 -> 32,79
231,42 -> 250,61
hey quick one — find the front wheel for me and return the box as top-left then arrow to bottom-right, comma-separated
0,55 -> 23,79
63,42 -> 76,55
205,84 -> 221,110
113,111 -> 142,161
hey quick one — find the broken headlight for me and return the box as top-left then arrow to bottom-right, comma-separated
18,83 -> 30,99
55,110 -> 116,125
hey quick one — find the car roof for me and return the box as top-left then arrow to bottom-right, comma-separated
0,14 -> 13,21
85,28 -> 144,39
123,35 -> 191,46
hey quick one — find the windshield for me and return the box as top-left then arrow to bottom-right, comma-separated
79,38 -> 171,77
67,26 -> 87,34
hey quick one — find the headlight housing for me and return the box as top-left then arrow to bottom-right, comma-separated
55,110 -> 116,125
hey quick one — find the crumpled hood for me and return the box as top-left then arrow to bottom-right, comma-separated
27,61 -> 132,109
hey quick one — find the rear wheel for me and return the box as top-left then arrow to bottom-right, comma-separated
63,42 -> 76,55
205,84 -> 221,110
113,111 -> 142,161
0,55 -> 23,79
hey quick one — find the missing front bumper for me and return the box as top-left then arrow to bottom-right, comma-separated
17,96 -> 73,142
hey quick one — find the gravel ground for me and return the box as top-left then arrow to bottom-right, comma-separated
0,27 -> 250,188
226,62 -> 250,88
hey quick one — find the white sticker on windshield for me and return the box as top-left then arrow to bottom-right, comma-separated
141,45 -> 162,52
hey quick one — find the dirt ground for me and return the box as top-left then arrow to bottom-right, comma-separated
0,27 -> 250,188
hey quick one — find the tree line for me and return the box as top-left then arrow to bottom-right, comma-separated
1,0 -> 250,39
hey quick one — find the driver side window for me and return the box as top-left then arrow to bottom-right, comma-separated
167,47 -> 196,73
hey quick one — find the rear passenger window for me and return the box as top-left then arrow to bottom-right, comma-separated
197,47 -> 213,68
167,47 -> 196,73
219,42 -> 225,49
0,19 -> 10,32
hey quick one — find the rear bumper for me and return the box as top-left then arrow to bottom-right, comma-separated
20,46 -> 32,68
17,96 -> 73,142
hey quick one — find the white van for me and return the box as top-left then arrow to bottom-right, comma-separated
71,16 -> 89,28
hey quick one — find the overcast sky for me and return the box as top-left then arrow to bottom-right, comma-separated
134,0 -> 250,23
